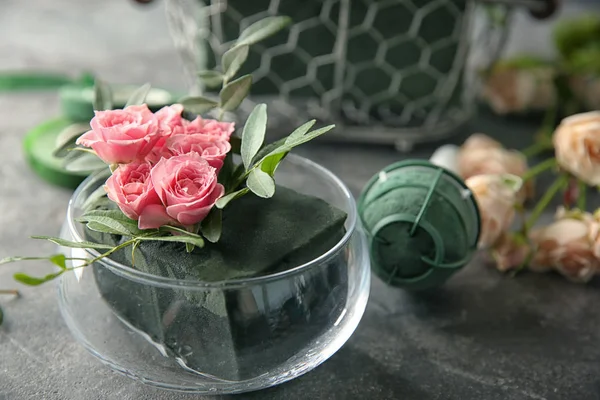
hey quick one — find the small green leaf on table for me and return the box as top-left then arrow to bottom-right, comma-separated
201,208 -> 222,243
124,83 -> 152,107
241,104 -> 267,169
219,75 -> 252,112
180,96 -> 219,114
247,168 -> 275,198
236,16 -> 292,47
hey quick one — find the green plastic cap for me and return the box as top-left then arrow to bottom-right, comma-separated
22,118 -> 91,189
358,160 -> 481,291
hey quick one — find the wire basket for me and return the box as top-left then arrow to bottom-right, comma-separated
165,0 -> 517,150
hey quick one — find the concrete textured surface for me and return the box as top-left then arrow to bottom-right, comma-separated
2,1 -> 600,399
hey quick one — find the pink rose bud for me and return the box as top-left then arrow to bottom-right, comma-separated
155,104 -> 185,136
162,134 -> 231,172
184,116 -> 235,141
553,111 -> 600,186
77,105 -> 162,164
104,162 -> 169,230
150,153 -> 225,228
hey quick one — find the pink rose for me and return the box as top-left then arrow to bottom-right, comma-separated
155,104 -> 185,136
104,162 -> 170,230
162,134 -> 231,172
150,153 -> 224,228
77,104 -> 162,164
184,116 -> 235,140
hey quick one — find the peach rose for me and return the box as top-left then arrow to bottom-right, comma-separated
553,111 -> 600,185
150,153 -> 224,228
77,105 -> 162,164
466,174 -> 522,248
458,134 -> 532,201
104,162 -> 167,230
480,66 -> 556,115
491,233 -> 531,272
529,208 -> 599,282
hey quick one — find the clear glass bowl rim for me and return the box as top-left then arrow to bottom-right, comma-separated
66,154 -> 358,290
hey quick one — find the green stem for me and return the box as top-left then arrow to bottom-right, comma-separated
521,158 -> 557,182
86,238 -> 137,266
577,180 -> 587,211
524,174 -> 569,232
521,141 -> 553,158
0,289 -> 19,296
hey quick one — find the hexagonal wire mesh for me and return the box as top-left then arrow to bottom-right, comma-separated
165,0 -> 512,151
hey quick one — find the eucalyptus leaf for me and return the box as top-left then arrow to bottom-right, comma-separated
241,104 -> 267,169
124,83 -> 151,107
14,271 -> 65,286
230,135 -> 241,154
53,123 -> 90,157
260,151 -> 287,176
138,235 -> 205,248
222,45 -> 249,81
81,185 -> 108,211
285,119 -> 316,144
93,79 -> 113,111
78,215 -> 137,236
201,208 -> 222,243
219,75 -> 252,112
197,70 -> 224,88
252,136 -> 287,165
186,243 -> 195,253
80,210 -> 143,235
262,124 -> 335,160
31,235 -> 114,250
247,168 -> 275,198
236,16 -> 292,47
64,152 -> 106,172
180,96 -> 219,114
215,188 -> 249,209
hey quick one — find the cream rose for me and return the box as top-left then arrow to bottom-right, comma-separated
466,174 -> 522,249
553,111 -> 600,186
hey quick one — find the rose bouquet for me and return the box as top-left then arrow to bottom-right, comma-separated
1,16 -> 363,384
454,110 -> 600,283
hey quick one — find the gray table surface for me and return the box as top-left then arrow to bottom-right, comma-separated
2,1 -> 600,399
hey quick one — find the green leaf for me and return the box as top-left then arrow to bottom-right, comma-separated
285,119 -> 316,144
14,271 -> 65,286
252,136 -> 287,165
31,235 -> 114,250
124,83 -> 151,107
138,235 -> 205,248
230,135 -> 241,154
215,188 -> 249,209
93,78 -> 113,111
53,123 -> 90,157
64,152 -> 106,172
81,185 -> 108,211
77,215 -> 137,236
180,96 -> 219,114
263,124 -> 335,160
79,210 -> 143,235
49,254 -> 67,270
186,243 -> 195,253
222,45 -> 249,81
236,16 -> 292,47
219,74 -> 252,112
197,70 -> 224,88
201,208 -> 222,243
260,151 -> 288,176
241,104 -> 267,169
247,168 -> 275,198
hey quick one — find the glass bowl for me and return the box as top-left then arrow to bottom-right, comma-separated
57,154 -> 371,394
